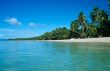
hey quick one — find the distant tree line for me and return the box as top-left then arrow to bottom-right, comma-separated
34,27 -> 69,40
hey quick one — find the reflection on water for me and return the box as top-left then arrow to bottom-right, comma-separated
0,41 -> 110,71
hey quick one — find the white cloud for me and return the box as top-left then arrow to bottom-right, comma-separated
29,22 -> 37,27
4,17 -> 21,26
29,22 -> 46,27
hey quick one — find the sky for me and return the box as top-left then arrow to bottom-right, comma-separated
0,0 -> 108,39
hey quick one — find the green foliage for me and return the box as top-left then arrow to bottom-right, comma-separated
36,27 -> 69,40
90,7 -> 110,37
88,25 -> 97,37
69,20 -> 80,38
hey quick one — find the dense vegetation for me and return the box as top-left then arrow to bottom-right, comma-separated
35,7 -> 110,40
12,7 -> 110,40
35,27 -> 69,40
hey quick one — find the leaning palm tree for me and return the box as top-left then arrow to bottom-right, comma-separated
78,12 -> 88,38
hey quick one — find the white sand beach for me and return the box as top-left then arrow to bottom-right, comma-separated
43,37 -> 110,43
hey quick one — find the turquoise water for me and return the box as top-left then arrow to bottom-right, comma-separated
0,41 -> 110,71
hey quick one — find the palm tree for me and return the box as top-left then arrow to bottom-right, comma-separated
100,10 -> 109,21
70,20 -> 78,32
88,25 -> 97,37
78,12 -> 88,38
90,7 -> 102,37
90,7 -> 110,37
90,7 -> 101,26
70,20 -> 80,38
99,10 -> 109,36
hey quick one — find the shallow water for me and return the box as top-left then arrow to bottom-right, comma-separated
0,40 -> 110,71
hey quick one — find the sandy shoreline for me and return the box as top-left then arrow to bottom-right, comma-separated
40,37 -> 110,43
